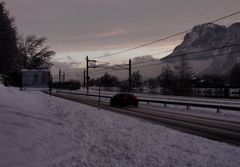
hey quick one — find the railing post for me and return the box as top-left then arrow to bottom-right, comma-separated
98,82 -> 101,110
20,71 -> 23,91
164,103 -> 167,108
217,106 -> 220,113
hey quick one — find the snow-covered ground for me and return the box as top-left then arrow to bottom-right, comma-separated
1,85 -> 240,167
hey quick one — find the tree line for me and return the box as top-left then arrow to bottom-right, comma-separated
0,2 -> 55,86
89,56 -> 240,96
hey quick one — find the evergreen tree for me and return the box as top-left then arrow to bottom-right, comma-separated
229,63 -> 240,87
0,2 -> 22,76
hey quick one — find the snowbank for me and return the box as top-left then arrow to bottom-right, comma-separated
0,86 -> 240,167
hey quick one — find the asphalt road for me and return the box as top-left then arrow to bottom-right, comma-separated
49,91 -> 240,145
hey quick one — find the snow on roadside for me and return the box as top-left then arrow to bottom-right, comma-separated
0,86 -> 240,167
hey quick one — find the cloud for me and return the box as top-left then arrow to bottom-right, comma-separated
94,30 -> 127,38
132,55 -> 155,64
66,55 -> 73,61
51,61 -> 82,70
51,61 -> 84,81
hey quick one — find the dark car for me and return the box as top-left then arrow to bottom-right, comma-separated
110,93 -> 138,107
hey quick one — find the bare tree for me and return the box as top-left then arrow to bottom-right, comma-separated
21,35 -> 55,70
157,65 -> 175,94
174,56 -> 193,81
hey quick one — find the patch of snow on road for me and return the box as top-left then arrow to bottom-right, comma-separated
0,86 -> 240,167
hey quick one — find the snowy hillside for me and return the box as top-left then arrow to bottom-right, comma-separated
163,22 -> 240,75
0,85 -> 240,167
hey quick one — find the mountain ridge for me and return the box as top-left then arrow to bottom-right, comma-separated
163,22 -> 240,75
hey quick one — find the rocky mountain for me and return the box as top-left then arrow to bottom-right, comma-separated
163,22 -> 240,75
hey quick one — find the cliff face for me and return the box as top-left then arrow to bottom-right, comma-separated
163,22 -> 240,75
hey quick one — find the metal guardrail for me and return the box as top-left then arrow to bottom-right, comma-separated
56,90 -> 240,112
57,90 -> 111,98
139,98 -> 240,112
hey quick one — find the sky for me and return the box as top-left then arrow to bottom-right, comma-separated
5,0 -> 240,69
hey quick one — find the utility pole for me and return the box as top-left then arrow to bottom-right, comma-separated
85,56 -> 98,94
83,70 -> 86,88
98,81 -> 101,110
86,56 -> 89,94
62,71 -> 65,82
129,59 -> 132,93
20,71 -> 23,91
58,69 -> 61,92
49,72 -> 52,96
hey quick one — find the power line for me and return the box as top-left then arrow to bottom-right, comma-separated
97,33 -> 240,69
91,41 -> 240,76
94,41 -> 238,73
122,41 -> 240,68
92,50 -> 235,77
92,10 -> 240,60
131,49 -> 240,70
